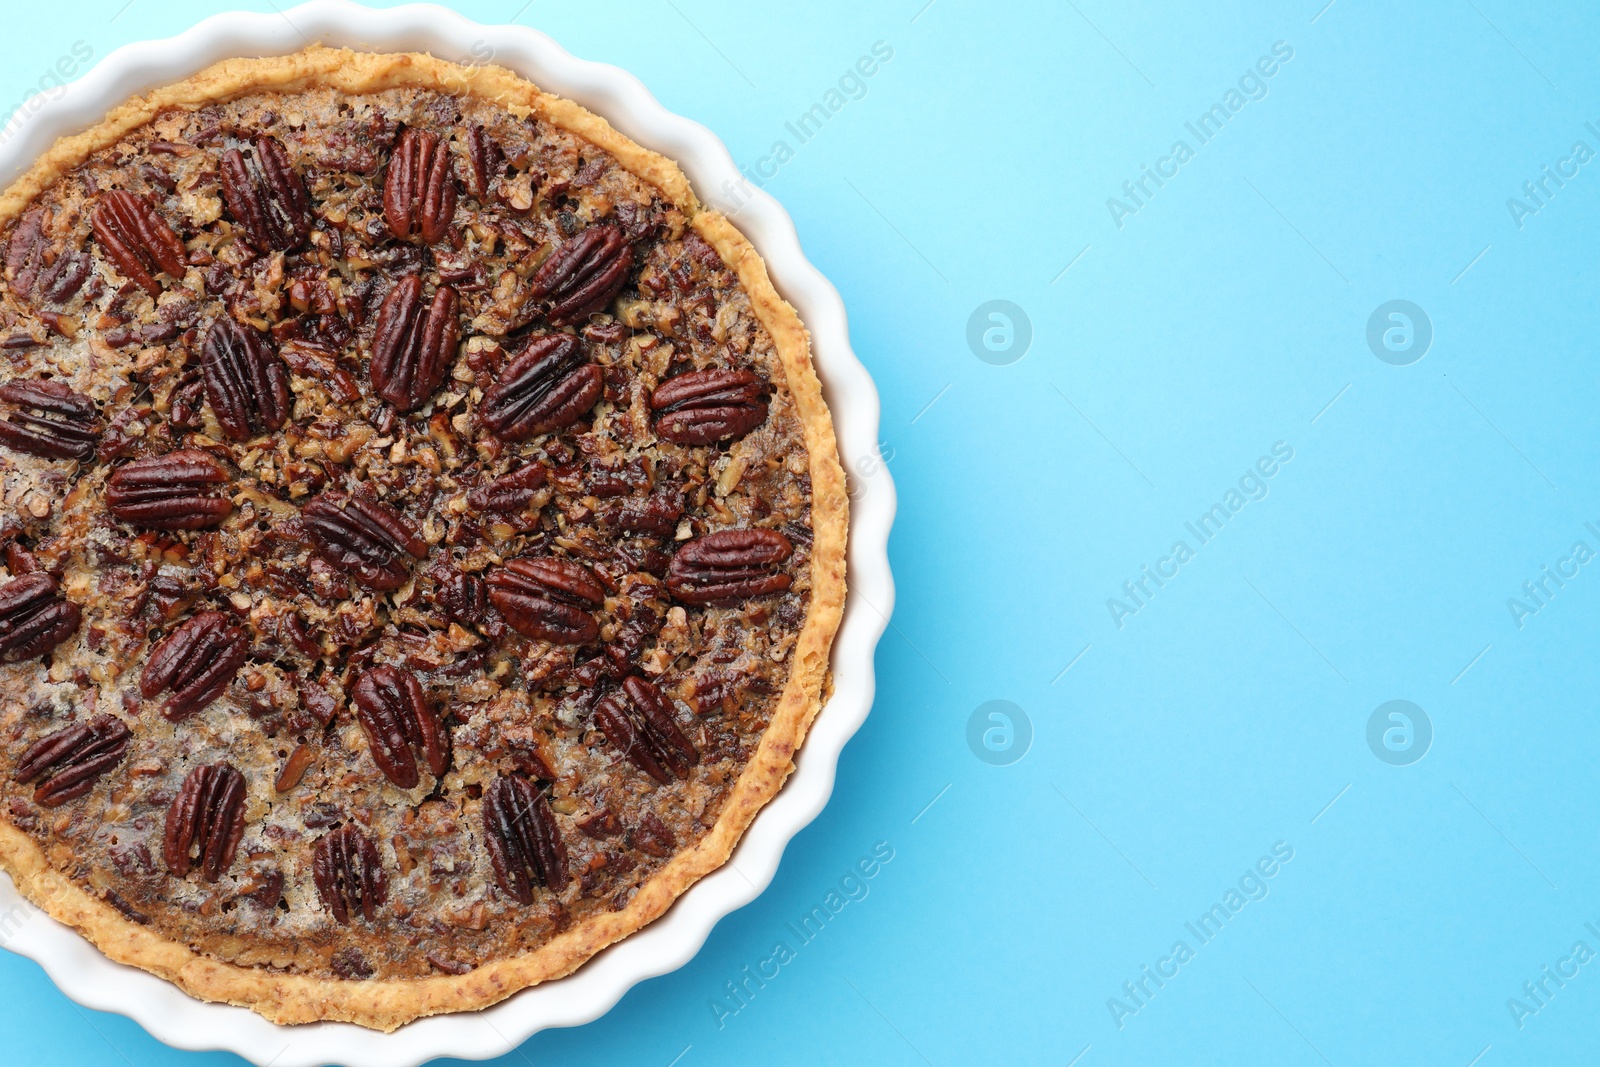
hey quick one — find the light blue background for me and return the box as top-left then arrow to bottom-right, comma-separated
3,1 -> 1598,1064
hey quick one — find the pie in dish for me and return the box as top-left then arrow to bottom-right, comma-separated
0,47 -> 845,1031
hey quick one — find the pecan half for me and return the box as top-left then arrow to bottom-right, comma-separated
313,824 -> 388,924
40,250 -> 91,304
6,208 -> 89,305
666,529 -> 793,606
105,449 -> 233,530
14,715 -> 131,806
651,369 -> 770,446
527,224 -> 633,326
163,762 -> 246,882
0,379 -> 100,460
605,488 -> 684,538
383,127 -> 456,244
629,812 -> 676,858
486,557 -> 603,643
4,207 -> 47,295
465,125 -> 503,200
466,462 -> 547,514
478,333 -> 601,441
436,571 -> 495,631
200,317 -> 290,440
90,191 -> 187,297
370,276 -> 459,412
595,676 -> 697,785
140,610 -> 248,720
352,665 -> 448,789
219,135 -> 313,252
577,807 -> 621,839
483,774 -> 568,904
301,492 -> 426,592
0,572 -> 80,662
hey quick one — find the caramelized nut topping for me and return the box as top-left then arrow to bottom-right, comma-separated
0,68 -> 823,992
527,223 -> 633,326
595,676 -> 698,785
301,492 -> 426,592
274,743 -> 314,794
105,450 -> 233,531
90,190 -> 186,296
465,462 -> 547,514
0,379 -> 100,460
435,570 -> 495,631
666,529 -> 794,606
651,369 -> 770,446
383,127 -> 456,244
163,762 -> 246,882
370,276 -> 459,412
478,333 -> 601,441
351,666 -> 448,789
485,556 -> 603,644
0,572 -> 80,662
483,774 -> 568,904
14,715 -> 131,806
140,611 -> 248,720
464,124 -> 503,200
201,317 -> 290,440
313,824 -> 388,924
219,135 -> 313,252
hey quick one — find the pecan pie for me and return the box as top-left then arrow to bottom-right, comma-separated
0,48 -> 845,1030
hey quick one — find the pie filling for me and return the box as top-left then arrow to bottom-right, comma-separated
0,81 -> 815,981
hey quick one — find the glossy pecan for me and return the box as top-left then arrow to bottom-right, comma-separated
483,774 -> 568,904
274,743 -> 314,794
163,762 -> 246,882
3,543 -> 37,573
466,462 -> 547,514
0,572 -> 79,662
200,317 -> 290,440
436,570 -> 493,630
576,807 -> 621,839
478,333 -> 601,441
594,676 -> 697,785
301,491 -> 426,592
383,127 -> 456,244
14,715 -> 131,806
650,369 -> 770,446
605,489 -> 684,539
6,208 -> 89,304
370,276 -> 459,411
352,666 -> 448,789
4,207 -> 47,295
105,449 -> 233,530
40,249 -> 91,304
141,610 -> 248,720
90,191 -> 187,297
465,125 -> 503,200
313,824 -> 388,924
666,529 -> 793,606
486,557 -> 603,643
629,811 -> 676,858
527,224 -> 633,326
0,379 -> 100,460
219,135 -> 313,252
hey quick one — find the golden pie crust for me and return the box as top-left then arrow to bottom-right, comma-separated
0,47 -> 846,1031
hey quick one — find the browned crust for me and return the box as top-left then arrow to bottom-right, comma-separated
0,46 -> 848,1032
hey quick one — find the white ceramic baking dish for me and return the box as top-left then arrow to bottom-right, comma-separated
0,3 -> 895,1064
